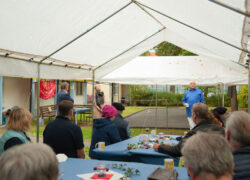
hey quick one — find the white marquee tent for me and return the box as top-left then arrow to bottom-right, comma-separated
100,56 -> 248,85
0,0 -> 249,80
0,0 -> 249,140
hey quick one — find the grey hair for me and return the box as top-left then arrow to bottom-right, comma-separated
226,111 -> 250,147
182,132 -> 233,178
0,143 -> 58,180
61,82 -> 69,90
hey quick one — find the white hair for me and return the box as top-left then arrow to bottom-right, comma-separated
0,143 -> 58,180
182,132 -> 233,179
226,111 -> 250,147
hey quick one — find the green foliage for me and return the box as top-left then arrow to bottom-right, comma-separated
129,85 -> 183,106
238,85 -> 248,108
141,41 -> 196,56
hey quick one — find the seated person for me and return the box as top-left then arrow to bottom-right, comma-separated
0,143 -> 58,180
43,100 -> 85,158
0,107 -> 32,155
226,111 -> 250,180
153,103 -> 224,157
112,102 -> 130,140
89,105 -> 121,159
182,132 -> 233,180
212,106 -> 228,127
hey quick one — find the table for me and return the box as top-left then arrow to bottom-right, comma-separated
93,135 -> 181,166
59,158 -> 190,180
74,108 -> 91,124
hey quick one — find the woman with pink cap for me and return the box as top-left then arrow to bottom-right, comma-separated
89,105 -> 121,159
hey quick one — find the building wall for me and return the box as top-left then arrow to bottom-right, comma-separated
3,77 -> 30,110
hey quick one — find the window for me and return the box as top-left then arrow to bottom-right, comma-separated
76,82 -> 83,95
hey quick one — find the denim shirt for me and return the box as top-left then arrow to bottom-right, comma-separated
182,88 -> 205,117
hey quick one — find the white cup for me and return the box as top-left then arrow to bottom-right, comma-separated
184,103 -> 189,107
95,142 -> 105,150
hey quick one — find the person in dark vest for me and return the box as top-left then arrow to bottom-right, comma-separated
57,82 -> 74,105
112,102 -> 130,140
93,85 -> 105,119
0,107 -> 32,155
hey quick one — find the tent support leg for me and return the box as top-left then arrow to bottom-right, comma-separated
248,68 -> 250,114
36,63 -> 40,142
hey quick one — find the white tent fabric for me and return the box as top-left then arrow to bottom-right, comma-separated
0,0 -> 249,80
100,56 -> 248,85
0,57 -> 92,80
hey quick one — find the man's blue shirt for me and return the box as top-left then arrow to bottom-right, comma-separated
182,88 -> 205,117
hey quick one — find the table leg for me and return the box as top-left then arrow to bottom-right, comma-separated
75,112 -> 78,125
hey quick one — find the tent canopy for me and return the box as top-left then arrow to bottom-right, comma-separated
0,0 -> 249,80
100,56 -> 248,85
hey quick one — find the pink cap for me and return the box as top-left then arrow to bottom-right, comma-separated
102,105 -> 117,118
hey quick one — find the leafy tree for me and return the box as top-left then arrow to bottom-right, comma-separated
238,85 -> 248,108
141,41 -> 196,56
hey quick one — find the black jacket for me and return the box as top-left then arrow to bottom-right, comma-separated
158,119 -> 224,157
233,146 -> 250,180
113,114 -> 130,141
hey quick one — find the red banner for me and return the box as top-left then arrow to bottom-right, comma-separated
40,80 -> 56,100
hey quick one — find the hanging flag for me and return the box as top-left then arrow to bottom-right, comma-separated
40,80 -> 56,100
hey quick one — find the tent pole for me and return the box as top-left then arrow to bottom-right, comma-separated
39,2 -> 132,63
155,84 -> 158,130
94,27 -> 165,71
248,67 -> 250,114
135,1 -> 249,54
222,84 -> 225,107
36,63 -> 41,142
92,70 -> 95,120
208,0 -> 250,17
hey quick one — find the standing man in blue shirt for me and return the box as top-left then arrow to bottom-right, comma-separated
182,81 -> 205,129
57,82 -> 74,105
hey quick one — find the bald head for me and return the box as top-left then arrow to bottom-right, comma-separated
190,81 -> 196,90
95,85 -> 101,92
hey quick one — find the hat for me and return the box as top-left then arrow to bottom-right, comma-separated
213,107 -> 227,115
112,102 -> 125,111
102,105 -> 117,118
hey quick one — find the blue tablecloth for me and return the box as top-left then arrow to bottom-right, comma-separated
59,158 -> 190,180
93,135 -> 180,166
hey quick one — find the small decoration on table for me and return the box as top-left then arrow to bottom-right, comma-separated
127,143 -> 151,150
158,132 -> 164,139
110,163 -> 140,180
92,164 -> 111,179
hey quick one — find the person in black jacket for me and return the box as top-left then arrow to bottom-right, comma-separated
112,102 -> 130,140
153,103 -> 224,157
226,111 -> 250,180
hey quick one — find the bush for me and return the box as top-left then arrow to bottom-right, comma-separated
129,85 -> 231,107
238,85 -> 248,108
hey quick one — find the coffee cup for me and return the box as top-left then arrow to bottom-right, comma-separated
164,158 -> 174,170
95,142 -> 105,150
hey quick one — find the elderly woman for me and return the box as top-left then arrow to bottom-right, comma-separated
89,105 -> 121,159
0,107 -> 32,155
